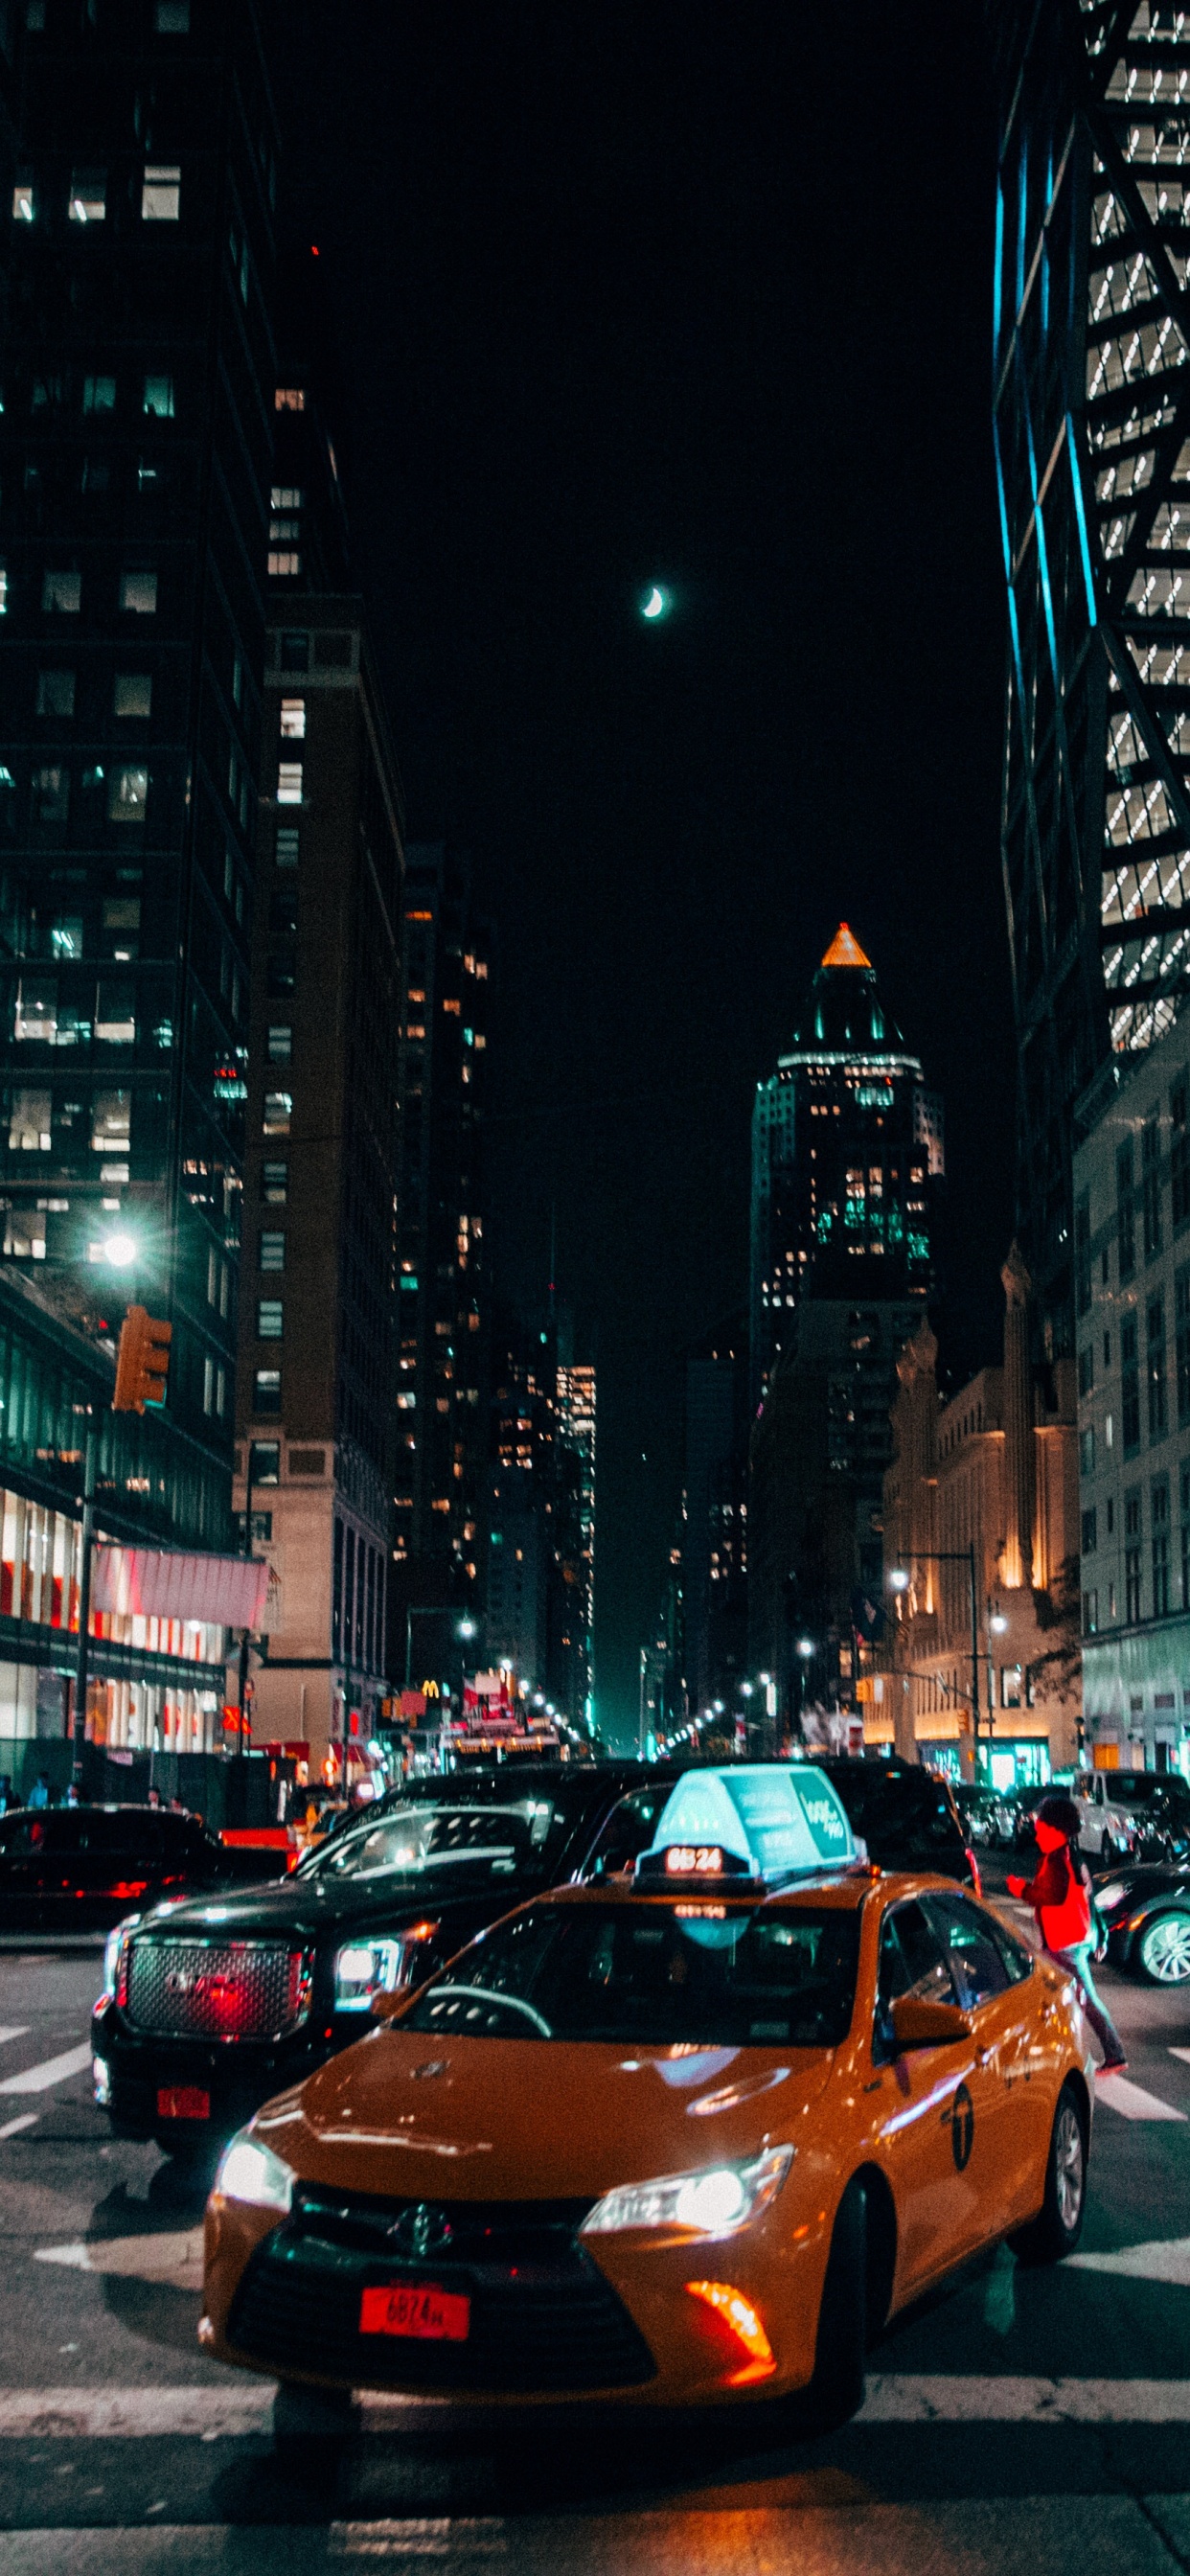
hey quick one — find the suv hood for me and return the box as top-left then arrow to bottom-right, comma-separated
130,1857 -> 542,1944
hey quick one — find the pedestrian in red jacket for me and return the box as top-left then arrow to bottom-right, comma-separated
1008,1794 -> 1127,2076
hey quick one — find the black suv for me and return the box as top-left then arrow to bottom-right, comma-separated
92,1761 -> 659,2153
575,1755 -> 978,1891
0,1804 -> 276,1930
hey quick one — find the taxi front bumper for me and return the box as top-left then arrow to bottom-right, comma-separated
201,2183 -> 833,2409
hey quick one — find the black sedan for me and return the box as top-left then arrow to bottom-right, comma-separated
0,1804 -> 285,1930
91,1761 -> 659,2155
1094,1861 -> 1190,1983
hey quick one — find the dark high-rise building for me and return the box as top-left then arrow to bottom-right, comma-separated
993,3 -> 1190,1332
553,1352 -> 595,1728
0,1 -> 278,1773
747,926 -> 942,1735
682,1314 -> 747,1719
394,844 -> 491,1627
750,925 -> 942,1404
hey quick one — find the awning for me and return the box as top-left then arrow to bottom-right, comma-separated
92,1546 -> 270,1630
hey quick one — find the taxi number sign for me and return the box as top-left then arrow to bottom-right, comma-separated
359,2284 -> 470,2342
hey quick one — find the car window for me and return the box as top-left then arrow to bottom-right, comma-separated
581,1789 -> 670,1880
312,1802 -> 549,1883
877,1899 -> 957,2011
823,1763 -> 964,1865
402,1899 -> 861,2048
923,1891 -> 1020,2007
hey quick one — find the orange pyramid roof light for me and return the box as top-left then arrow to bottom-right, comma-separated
820,922 -> 871,970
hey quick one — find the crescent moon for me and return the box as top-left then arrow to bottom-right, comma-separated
642,586 -> 666,619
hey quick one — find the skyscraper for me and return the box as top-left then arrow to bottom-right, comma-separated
394,844 -> 491,1627
747,927 -> 942,1731
0,0 -> 277,1526
750,925 -> 941,1405
994,3 -> 1190,1331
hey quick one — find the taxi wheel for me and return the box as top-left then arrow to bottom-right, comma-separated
1010,2082 -> 1087,2266
803,2174 -> 868,2430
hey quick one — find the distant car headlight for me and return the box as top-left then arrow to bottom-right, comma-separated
1096,1882 -> 1128,1912
334,1938 -> 405,2011
216,2129 -> 294,2213
101,1913 -> 142,2004
581,2144 -> 794,2239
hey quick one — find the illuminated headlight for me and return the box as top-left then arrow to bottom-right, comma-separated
1096,1882 -> 1128,1912
216,2128 -> 294,2213
102,1913 -> 141,2005
334,1938 -> 403,2011
581,2145 -> 794,2239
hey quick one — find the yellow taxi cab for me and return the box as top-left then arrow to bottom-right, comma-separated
199,1763 -> 1093,2434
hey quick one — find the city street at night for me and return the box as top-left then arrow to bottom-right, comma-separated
4,1922 -> 1190,2571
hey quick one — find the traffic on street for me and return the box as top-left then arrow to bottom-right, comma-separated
2,1764 -> 1190,2573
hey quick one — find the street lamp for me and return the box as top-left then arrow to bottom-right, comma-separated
796,1637 -> 814,1658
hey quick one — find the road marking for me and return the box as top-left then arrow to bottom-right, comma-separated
0,2113 -> 36,2140
1169,2047 -> 1190,2066
0,2027 -> 30,2048
0,2042 -> 91,2094
330,2525 -> 507,2560
4,2378 -> 1190,2438
858,2376 -> 1190,2421
1069,2237 -> 1190,2287
0,2386 -> 276,2437
34,2232 -> 203,2286
1093,2072 -> 1187,2120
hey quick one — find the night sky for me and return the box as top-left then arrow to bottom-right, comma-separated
276,3 -> 1017,1745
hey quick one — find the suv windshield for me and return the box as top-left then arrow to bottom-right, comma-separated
1106,1775 -> 1190,1811
401,1899 -> 861,2047
305,1799 -> 555,1884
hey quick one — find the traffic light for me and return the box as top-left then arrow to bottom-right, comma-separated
112,1304 -> 172,1414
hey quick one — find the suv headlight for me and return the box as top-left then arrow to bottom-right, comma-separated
581,2144 -> 794,2239
216,2128 -> 294,2213
334,1938 -> 405,2011
102,1913 -> 141,2004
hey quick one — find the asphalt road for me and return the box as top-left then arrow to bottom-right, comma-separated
3,1906 -> 1190,2571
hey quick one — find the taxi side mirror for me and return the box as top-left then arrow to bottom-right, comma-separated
891,1995 -> 973,2050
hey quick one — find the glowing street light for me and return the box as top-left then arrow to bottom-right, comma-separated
103,1233 -> 137,1268
797,1638 -> 814,1659
888,1568 -> 911,1594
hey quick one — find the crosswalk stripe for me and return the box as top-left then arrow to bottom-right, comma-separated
0,2026 -> 30,2048
34,2231 -> 203,2284
858,2375 -> 1190,2421
1069,2237 -> 1190,2286
1169,2047 -> 1190,2067
0,2042 -> 91,2095
0,2112 -> 36,2140
1093,2071 -> 1186,2121
2,2379 -> 1190,2436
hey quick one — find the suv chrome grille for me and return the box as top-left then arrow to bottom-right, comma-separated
126,1938 -> 312,2041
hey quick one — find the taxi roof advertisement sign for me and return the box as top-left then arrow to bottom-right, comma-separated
647,1764 -> 855,1880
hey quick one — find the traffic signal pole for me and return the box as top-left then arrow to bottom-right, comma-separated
71,1422 -> 97,1793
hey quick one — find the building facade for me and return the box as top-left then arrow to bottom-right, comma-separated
881,1259 -> 1080,1786
993,2 -> 1190,1334
234,593 -> 402,1780
747,927 -> 942,1732
0,0 -> 281,1765
553,1354 -> 596,1728
1074,1003 -> 1190,1776
682,1317 -> 747,1720
394,844 -> 491,1634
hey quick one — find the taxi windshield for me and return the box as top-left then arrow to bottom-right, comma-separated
401,1900 -> 860,2047
303,1800 -> 553,1884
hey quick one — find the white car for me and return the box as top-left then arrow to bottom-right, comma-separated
1071,1773 -> 1140,1864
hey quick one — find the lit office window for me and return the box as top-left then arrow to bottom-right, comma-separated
279,698 -> 306,739
260,1232 -> 286,1273
108,766 -> 149,824
69,170 -> 106,222
120,570 -> 157,613
143,375 -> 174,419
263,1092 -> 292,1135
277,762 -> 303,805
258,1300 -> 283,1341
142,166 -> 180,221
113,675 -> 151,718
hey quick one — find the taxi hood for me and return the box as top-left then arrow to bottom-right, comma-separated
252,2025 -> 837,2202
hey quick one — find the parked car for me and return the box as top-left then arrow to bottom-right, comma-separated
0,1804 -> 286,1931
1016,1776 -> 1138,1865
1094,1860 -> 1190,1983
1087,1771 -> 1190,1864
952,1785 -> 1002,1848
92,1760 -> 663,2156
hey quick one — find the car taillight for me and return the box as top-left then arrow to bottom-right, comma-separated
115,1932 -> 131,2010
965,1847 -> 983,1898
